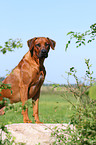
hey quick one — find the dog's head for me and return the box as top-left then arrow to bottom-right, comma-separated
27,37 -> 56,59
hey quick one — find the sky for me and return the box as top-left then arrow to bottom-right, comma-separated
0,0 -> 96,84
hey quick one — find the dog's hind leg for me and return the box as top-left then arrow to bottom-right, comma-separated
0,96 -> 6,115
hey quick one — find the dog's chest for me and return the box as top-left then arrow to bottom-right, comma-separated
28,70 -> 45,98
33,70 -> 45,84
37,72 -> 44,84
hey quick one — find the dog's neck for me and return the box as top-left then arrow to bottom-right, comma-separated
26,51 -> 45,67
33,54 -> 44,66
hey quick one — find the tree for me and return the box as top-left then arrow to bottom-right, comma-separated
65,23 -> 96,51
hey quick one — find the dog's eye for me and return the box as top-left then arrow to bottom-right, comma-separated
35,43 -> 41,47
45,43 -> 50,47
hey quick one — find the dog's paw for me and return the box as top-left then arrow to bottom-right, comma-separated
24,119 -> 32,123
35,120 -> 43,124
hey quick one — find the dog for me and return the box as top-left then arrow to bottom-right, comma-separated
0,37 -> 56,123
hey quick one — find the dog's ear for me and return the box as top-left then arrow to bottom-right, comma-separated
47,37 -> 56,50
27,37 -> 37,50
27,37 -> 37,56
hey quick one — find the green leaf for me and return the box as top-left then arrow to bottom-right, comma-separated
2,48 -> 6,54
85,30 -> 90,33
86,71 -> 90,74
68,41 -> 70,44
82,41 -> 85,45
8,48 -> 12,51
11,90 -> 13,95
79,43 -> 81,47
87,40 -> 92,43
67,31 -> 74,35
20,43 -> 23,48
12,42 -> 16,48
5,41 -> 8,45
70,67 -> 74,71
76,41 -> 80,44
74,34 -> 78,38
65,43 -> 68,51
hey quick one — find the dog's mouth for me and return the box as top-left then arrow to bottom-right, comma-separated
37,49 -> 48,59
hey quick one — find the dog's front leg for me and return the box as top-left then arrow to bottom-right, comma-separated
32,90 -> 42,123
20,83 -> 32,123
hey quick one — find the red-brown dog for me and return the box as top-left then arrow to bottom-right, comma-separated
0,37 -> 56,123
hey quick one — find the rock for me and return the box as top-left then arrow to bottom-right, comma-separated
1,123 -> 71,145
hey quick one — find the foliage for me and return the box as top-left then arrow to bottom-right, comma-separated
52,100 -> 96,145
0,124 -> 25,145
0,82 -> 11,95
0,38 -> 23,145
89,85 -> 96,100
52,23 -> 96,144
52,64 -> 96,144
0,77 -> 5,82
0,38 -> 23,54
0,125 -> 16,145
66,59 -> 96,103
65,23 -> 96,51
70,100 -> 96,145
0,38 -> 23,96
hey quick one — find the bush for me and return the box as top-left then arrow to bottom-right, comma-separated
52,100 -> 96,145
89,85 -> 96,100
52,23 -> 96,144
0,38 -> 23,145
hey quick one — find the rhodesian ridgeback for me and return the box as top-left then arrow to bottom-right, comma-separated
0,37 -> 56,123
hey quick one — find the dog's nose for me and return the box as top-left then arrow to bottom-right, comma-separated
41,49 -> 47,54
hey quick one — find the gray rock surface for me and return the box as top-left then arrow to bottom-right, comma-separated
1,123 -> 71,145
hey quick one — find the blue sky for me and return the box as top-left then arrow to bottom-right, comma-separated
0,0 -> 96,84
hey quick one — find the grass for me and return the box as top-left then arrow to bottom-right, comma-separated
0,86 -> 76,125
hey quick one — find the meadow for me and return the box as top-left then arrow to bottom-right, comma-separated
0,86 -> 76,125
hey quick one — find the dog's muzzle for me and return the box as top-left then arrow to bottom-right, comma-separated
38,49 -> 48,58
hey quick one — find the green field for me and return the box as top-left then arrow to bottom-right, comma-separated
0,86 -> 76,125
